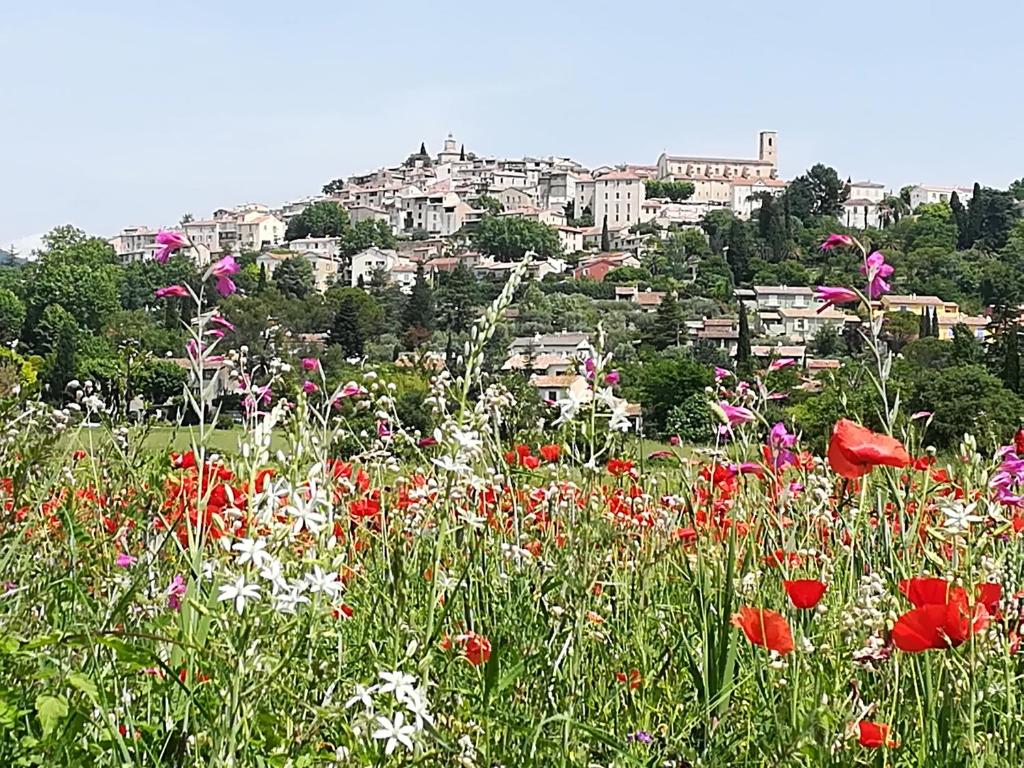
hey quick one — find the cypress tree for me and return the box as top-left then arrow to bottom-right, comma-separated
931,307 -> 941,338
459,144 -> 465,161
950,191 -> 969,249
402,263 -> 435,333
737,302 -> 752,369
1003,324 -> 1020,393
918,308 -> 929,339
601,215 -> 611,252
965,182 -> 984,248
419,141 -> 427,156
257,263 -> 267,292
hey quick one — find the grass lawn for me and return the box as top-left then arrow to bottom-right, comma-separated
65,425 -> 289,457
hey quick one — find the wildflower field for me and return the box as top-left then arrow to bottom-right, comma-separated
3,236 -> 1024,767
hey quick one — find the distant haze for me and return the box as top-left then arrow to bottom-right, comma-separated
2,0 -> 1022,246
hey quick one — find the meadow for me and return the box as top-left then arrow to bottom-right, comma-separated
2,238 -> 1024,767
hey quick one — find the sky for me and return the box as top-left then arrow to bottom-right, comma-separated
2,0 -> 1023,250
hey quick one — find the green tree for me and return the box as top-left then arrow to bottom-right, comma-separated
736,302 -> 751,369
135,358 -> 189,404
322,178 -> 346,195
882,310 -> 919,353
965,182 -> 984,246
785,164 -> 848,220
950,190 -> 969,249
600,215 -> 611,252
24,227 -> 121,341
346,220 -> 397,255
435,262 -> 480,335
402,264 -> 435,337
812,323 -> 839,356
951,324 -> 983,365
1010,178 -> 1024,201
471,216 -> 562,261
0,288 -> 26,344
644,179 -> 695,201
918,308 -> 931,339
329,294 -> 364,357
725,219 -> 754,284
37,304 -> 78,395
646,292 -> 686,350
477,195 -> 503,215
273,255 -> 316,299
665,393 -> 714,442
285,201 -> 351,241
1003,325 -> 1020,392
911,364 -> 1023,449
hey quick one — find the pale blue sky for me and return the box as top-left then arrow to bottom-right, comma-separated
2,0 -> 1022,248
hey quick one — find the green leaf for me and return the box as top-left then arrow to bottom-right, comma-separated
35,694 -> 68,737
0,635 -> 19,654
68,673 -> 98,700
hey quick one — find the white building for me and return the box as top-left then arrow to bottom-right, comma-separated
350,246 -> 401,288
730,178 -> 788,219
841,181 -> 886,230
288,237 -> 344,261
593,171 -> 646,229
110,226 -> 210,265
237,212 -> 285,251
909,184 -> 974,210
656,132 -> 779,205
509,332 -> 594,359
393,188 -> 465,236
764,306 -> 853,343
257,251 -> 339,293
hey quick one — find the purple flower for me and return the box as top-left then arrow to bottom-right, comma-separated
714,366 -> 732,383
167,574 -> 186,611
115,553 -> 137,568
768,421 -> 797,470
583,358 -> 597,381
604,370 -> 620,386
768,357 -> 796,373
627,730 -> 653,744
155,230 -> 187,264
815,285 -> 860,312
377,420 -> 392,439
860,251 -> 894,299
301,357 -> 320,371
154,284 -> 188,299
210,255 -> 239,297
820,233 -> 854,251
302,380 -> 317,394
719,401 -> 754,427
211,314 -> 235,332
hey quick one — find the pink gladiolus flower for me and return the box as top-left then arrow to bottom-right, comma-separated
302,380 -> 317,394
604,370 -> 620,386
206,329 -> 225,340
719,401 -> 755,427
648,450 -> 675,460
768,358 -> 796,373
714,367 -> 732,382
768,422 -> 797,470
167,574 -> 186,611
911,411 -> 933,420
210,255 -> 239,297
116,553 -> 137,568
417,436 -> 438,448
154,285 -> 188,299
377,420 -> 392,438
211,314 -> 235,332
337,382 -> 366,398
302,357 -> 320,371
669,435 -> 681,446
815,286 -> 860,313
820,233 -> 854,251
583,358 -> 597,381
860,251 -> 894,299
155,230 -> 187,264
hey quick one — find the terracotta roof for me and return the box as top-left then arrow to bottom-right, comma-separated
807,358 -> 842,370
849,181 -> 885,188
530,374 -> 583,388
778,307 -> 852,320
663,154 -> 774,165
595,171 -> 641,181
754,285 -> 815,296
751,345 -> 806,358
882,294 -> 951,306
634,292 -> 665,305
730,177 -> 787,188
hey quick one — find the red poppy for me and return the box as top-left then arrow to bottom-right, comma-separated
899,577 -> 952,607
461,632 -> 491,666
607,458 -> 634,477
615,668 -> 642,689
522,455 -> 541,470
731,607 -> 794,655
539,444 -> 561,462
857,720 -> 898,748
783,579 -> 827,609
827,419 -> 911,479
892,588 -> 989,652
349,496 -> 380,518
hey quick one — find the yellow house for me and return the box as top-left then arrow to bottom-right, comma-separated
879,294 -> 989,340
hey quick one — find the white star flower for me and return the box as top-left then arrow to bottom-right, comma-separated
232,537 -> 271,568
372,711 -> 417,756
217,574 -> 261,614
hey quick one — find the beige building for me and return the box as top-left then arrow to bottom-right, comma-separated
842,181 -> 886,229
730,177 -> 788,219
257,251 -> 339,293
656,131 -> 778,205
110,226 -> 210,265
237,212 -> 284,251
593,171 -> 646,228
393,188 -> 465,236
495,186 -> 538,210
909,184 -> 974,210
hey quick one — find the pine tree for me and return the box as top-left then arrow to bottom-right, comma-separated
601,215 -> 610,252
1003,324 -> 1020,393
402,263 -> 435,335
330,294 -> 364,357
737,302 -> 752,369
